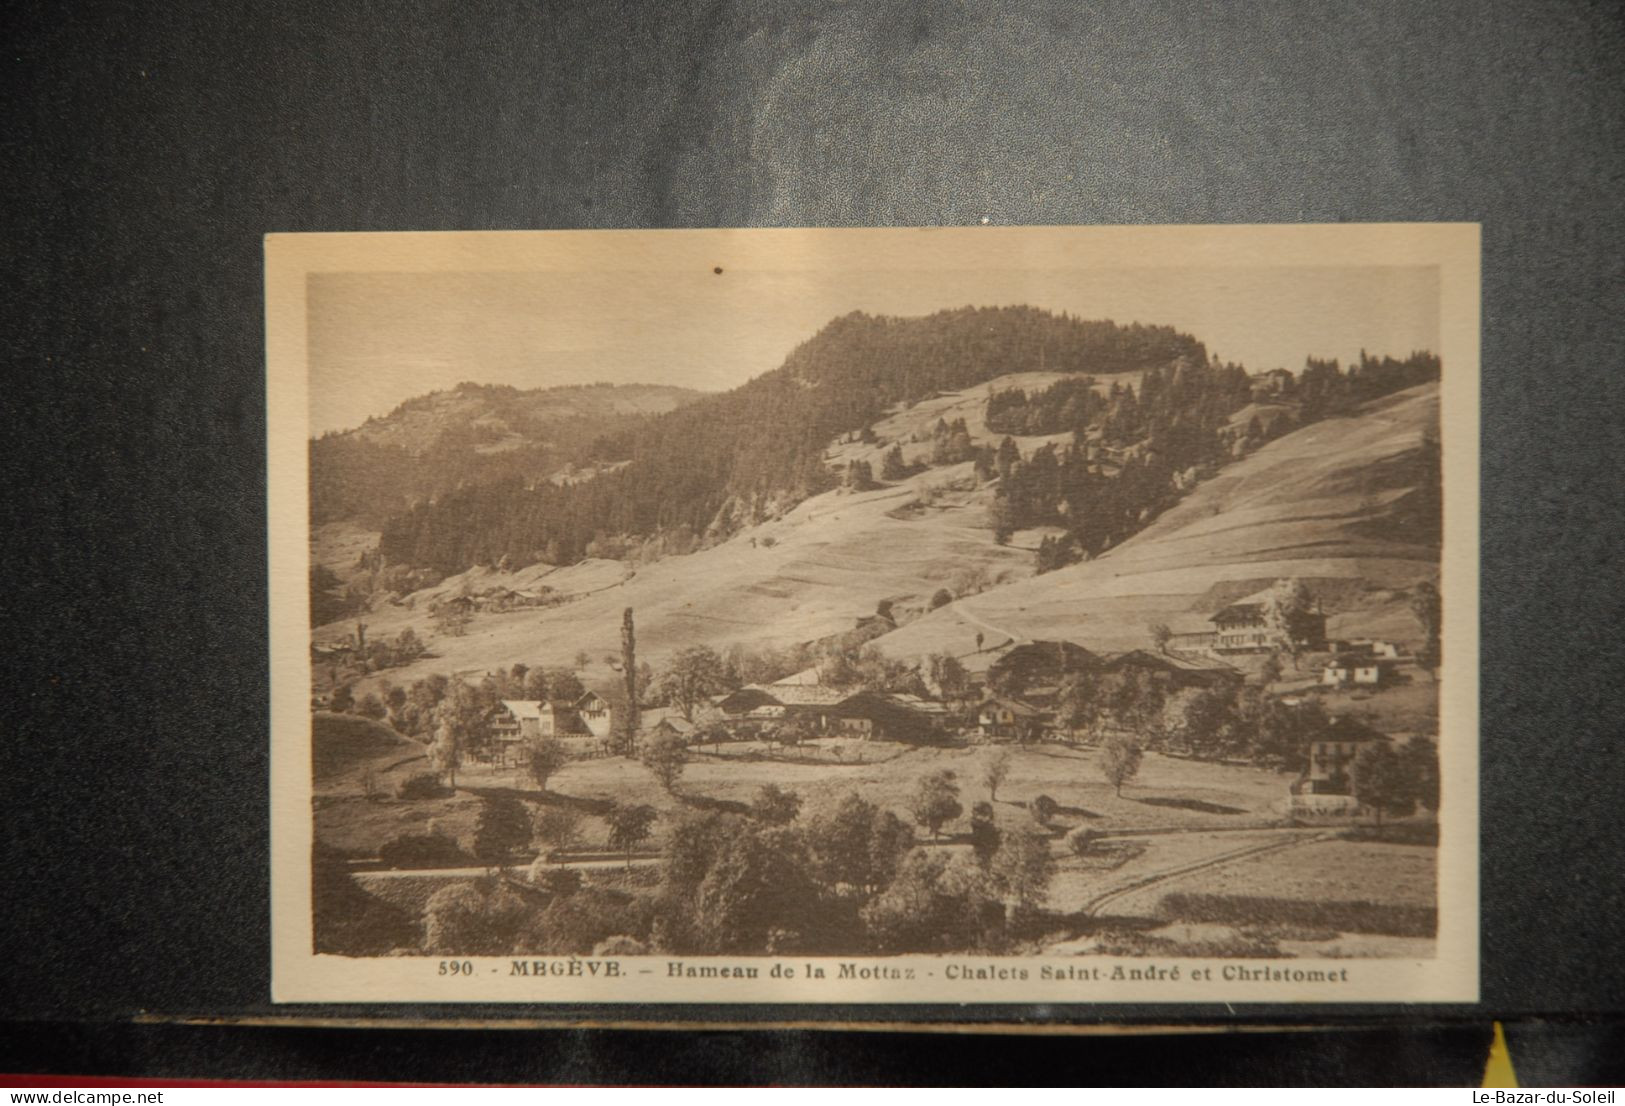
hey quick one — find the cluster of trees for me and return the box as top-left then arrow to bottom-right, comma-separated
924,417 -> 978,467
406,773 -> 1059,957
374,309 -> 1209,574
1352,737 -> 1440,825
310,561 -> 445,630
315,624 -> 429,684
1158,685 -> 1328,769
310,564 -> 363,627
1027,665 -> 1330,772
841,458 -> 877,491
987,351 -> 1441,573
1298,351 -> 1440,422
986,376 -> 1109,436
984,360 -> 1254,557
325,662 -> 598,756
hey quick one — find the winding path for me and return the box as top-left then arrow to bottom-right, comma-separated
1079,829 -> 1333,917
949,600 -> 1019,655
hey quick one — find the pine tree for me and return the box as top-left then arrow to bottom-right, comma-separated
880,444 -> 907,481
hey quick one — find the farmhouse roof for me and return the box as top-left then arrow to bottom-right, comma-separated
641,707 -> 695,734
1107,649 -> 1242,677
749,683 -> 850,707
500,699 -> 544,720
718,684 -> 852,713
977,693 -> 1043,718
990,640 -> 1101,672
888,692 -> 949,714
1211,602 -> 1266,625
1326,653 -> 1397,668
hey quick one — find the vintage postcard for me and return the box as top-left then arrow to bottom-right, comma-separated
268,225 -> 1479,1005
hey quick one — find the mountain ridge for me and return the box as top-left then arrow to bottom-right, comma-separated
369,305 -> 1216,573
310,381 -> 704,527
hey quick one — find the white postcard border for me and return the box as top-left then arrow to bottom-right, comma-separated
268,224 -> 1480,1006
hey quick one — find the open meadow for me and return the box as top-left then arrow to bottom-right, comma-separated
301,311 -> 1447,965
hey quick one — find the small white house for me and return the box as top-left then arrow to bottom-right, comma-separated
575,691 -> 613,740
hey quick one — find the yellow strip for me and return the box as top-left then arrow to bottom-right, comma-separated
1482,1021 -> 1519,1088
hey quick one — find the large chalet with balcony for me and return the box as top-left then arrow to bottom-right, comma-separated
488,692 -> 613,762
1167,586 -> 1328,656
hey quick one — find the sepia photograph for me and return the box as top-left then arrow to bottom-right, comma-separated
267,225 -> 1479,1004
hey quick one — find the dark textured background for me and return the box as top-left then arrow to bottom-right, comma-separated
3,0 -> 1623,1084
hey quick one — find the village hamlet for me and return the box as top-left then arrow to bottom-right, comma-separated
275,226 -> 1472,1002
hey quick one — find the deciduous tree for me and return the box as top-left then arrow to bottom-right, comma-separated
806,793 -> 914,895
640,730 -> 688,793
927,652 -> 970,700
750,784 -> 803,826
544,667 -> 586,703
969,801 -> 1000,866
605,803 -> 658,868
655,645 -> 732,721
1267,577 -> 1316,666
981,748 -> 1011,802
532,806 -> 581,862
1027,793 -> 1059,828
691,825 -> 820,953
428,682 -> 484,789
1398,737 -> 1440,815
423,877 -> 530,955
1100,731 -> 1143,797
988,823 -> 1054,922
1353,741 -> 1415,826
527,735 -> 570,792
910,771 -> 963,840
473,797 -> 532,868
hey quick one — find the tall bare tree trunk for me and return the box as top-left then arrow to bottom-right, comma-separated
621,607 -> 639,738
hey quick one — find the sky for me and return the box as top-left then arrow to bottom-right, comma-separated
307,263 -> 1439,437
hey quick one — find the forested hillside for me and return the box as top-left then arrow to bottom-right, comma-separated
991,349 -> 1441,572
374,307 -> 1209,573
310,382 -> 701,526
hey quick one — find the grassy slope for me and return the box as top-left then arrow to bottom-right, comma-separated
872,382 -> 1440,663
321,379 -> 1438,694
312,711 -> 428,793
1141,837 -> 1437,910
320,371 -> 1083,692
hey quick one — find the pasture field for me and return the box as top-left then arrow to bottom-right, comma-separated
311,709 -> 1434,962
1141,837 -> 1437,911
313,740 -> 1293,863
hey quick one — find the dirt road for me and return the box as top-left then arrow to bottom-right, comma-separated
1078,828 -> 1332,917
